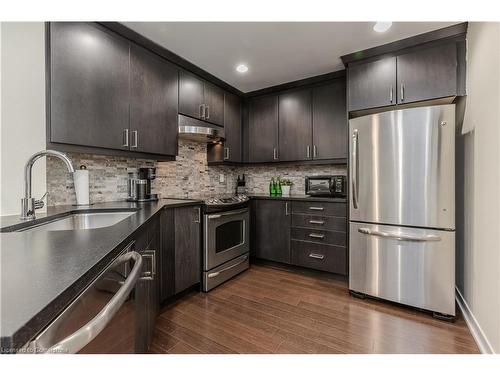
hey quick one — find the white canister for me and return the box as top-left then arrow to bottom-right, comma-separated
73,165 -> 90,205
281,185 -> 291,196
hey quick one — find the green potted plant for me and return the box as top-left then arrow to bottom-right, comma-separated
279,178 -> 293,196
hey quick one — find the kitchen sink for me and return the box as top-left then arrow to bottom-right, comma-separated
18,210 -> 137,232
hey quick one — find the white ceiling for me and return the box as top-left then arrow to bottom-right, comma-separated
124,22 -> 458,93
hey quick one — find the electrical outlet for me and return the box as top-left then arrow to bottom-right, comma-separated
219,173 -> 225,183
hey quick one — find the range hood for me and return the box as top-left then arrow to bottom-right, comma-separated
178,114 -> 224,142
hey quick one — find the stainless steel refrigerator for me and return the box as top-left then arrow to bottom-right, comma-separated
348,104 -> 455,318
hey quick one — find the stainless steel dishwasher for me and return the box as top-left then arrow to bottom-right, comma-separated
26,242 -> 144,354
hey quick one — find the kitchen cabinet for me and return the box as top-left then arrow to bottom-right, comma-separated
278,88 -> 312,162
397,43 -> 458,104
312,80 -> 347,160
348,41 -> 463,112
348,57 -> 397,112
223,92 -> 242,162
49,22 -> 130,150
174,206 -> 202,294
179,71 -> 224,126
129,44 -> 179,155
253,199 -> 291,264
247,95 -> 279,163
159,205 -> 202,300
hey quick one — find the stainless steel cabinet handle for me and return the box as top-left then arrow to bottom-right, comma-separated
208,255 -> 248,278
206,105 -> 210,120
313,145 -> 317,158
131,130 -> 138,148
309,206 -> 324,211
309,220 -> 325,225
352,129 -> 359,209
285,202 -> 289,216
199,104 -> 205,119
141,250 -> 156,280
194,207 -> 201,223
273,148 -> 279,160
306,145 -> 311,158
309,233 -> 325,239
400,83 -> 405,102
122,129 -> 129,147
358,227 -> 441,242
308,253 -> 325,260
224,147 -> 230,160
42,251 -> 142,354
390,86 -> 394,103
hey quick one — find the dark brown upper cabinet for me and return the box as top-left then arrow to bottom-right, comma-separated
129,44 -> 179,156
248,95 -> 279,163
179,71 -> 224,126
223,92 -> 242,162
348,57 -> 397,112
312,80 -> 347,160
397,43 -> 458,104
347,40 -> 463,112
278,88 -> 312,162
49,22 -> 130,150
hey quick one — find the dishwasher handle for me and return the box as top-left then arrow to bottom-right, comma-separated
42,251 -> 143,354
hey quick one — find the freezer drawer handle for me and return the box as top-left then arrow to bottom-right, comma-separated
358,228 -> 441,242
207,255 -> 248,278
308,253 -> 325,260
40,251 -> 143,354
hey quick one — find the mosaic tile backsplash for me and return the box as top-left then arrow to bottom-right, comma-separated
47,140 -> 347,206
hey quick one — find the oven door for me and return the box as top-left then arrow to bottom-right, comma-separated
204,208 -> 250,270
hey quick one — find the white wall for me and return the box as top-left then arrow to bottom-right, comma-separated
457,22 -> 500,354
0,22 -> 46,216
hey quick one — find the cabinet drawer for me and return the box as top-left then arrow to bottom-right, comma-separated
291,214 -> 347,232
291,227 -> 346,247
291,201 -> 347,217
291,240 -> 347,275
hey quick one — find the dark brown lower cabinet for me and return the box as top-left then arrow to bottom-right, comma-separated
253,199 -> 291,264
160,205 -> 202,302
291,240 -> 347,275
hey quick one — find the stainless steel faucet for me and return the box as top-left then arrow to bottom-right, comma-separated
21,150 -> 75,220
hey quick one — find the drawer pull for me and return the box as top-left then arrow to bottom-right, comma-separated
309,220 -> 325,225
309,233 -> 325,239
308,253 -> 325,260
309,207 -> 324,211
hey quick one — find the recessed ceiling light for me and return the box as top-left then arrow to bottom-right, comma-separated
373,22 -> 392,33
236,64 -> 249,73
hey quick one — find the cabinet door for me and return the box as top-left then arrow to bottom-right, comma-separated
253,200 -> 291,264
179,71 -> 204,119
348,57 -> 397,111
130,44 -> 178,156
279,89 -> 312,161
204,82 -> 225,126
223,92 -> 242,162
174,206 -> 201,294
50,22 -> 130,150
248,95 -> 279,162
160,209 -> 175,302
312,80 -> 347,160
397,43 -> 457,104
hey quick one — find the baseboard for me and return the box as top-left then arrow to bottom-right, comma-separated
455,287 -> 495,354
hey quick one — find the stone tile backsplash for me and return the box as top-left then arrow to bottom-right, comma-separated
47,140 -> 346,206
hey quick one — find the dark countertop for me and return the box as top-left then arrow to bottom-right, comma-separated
249,193 -> 347,203
0,199 -> 202,351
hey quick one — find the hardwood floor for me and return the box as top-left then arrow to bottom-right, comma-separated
150,263 -> 479,354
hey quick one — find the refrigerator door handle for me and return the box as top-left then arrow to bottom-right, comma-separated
352,129 -> 359,209
358,227 -> 442,242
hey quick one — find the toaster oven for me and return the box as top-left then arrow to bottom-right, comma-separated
305,175 -> 346,197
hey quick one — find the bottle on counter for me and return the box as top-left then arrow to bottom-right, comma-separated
270,177 -> 277,196
276,177 -> 282,196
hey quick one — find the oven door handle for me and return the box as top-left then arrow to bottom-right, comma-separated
207,255 -> 249,278
207,208 -> 248,219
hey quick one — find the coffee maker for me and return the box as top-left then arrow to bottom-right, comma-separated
127,167 -> 158,202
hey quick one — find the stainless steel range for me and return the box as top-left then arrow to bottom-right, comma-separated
202,195 -> 250,292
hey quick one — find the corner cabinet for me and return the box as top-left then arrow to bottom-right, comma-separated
223,92 -> 242,162
48,22 -> 178,159
247,95 -> 279,163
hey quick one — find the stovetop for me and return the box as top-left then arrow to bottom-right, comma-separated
204,194 -> 249,207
